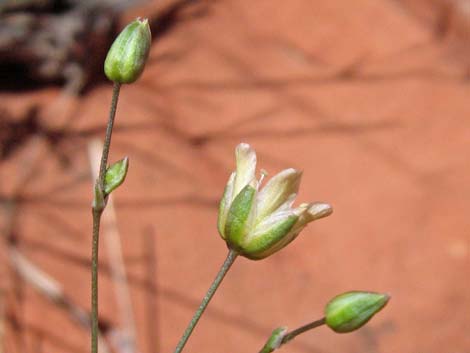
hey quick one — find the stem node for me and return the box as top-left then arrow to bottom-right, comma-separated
91,82 -> 121,353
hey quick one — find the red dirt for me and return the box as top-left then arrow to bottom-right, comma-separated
1,1 -> 470,352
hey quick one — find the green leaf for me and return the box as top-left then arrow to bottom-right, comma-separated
104,157 -> 129,195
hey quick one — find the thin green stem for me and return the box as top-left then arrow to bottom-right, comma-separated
281,317 -> 325,344
258,318 -> 326,353
91,209 -> 102,353
91,82 -> 121,353
98,82 -> 121,190
173,249 -> 238,353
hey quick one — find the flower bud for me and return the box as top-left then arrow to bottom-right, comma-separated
104,18 -> 151,83
217,143 -> 332,260
325,291 -> 390,333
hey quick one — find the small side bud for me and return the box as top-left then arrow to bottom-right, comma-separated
104,157 -> 129,195
104,18 -> 151,83
325,291 -> 390,333
259,327 -> 288,353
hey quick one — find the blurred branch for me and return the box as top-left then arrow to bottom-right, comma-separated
8,246 -> 111,353
0,138 -> 112,352
0,287 -> 5,353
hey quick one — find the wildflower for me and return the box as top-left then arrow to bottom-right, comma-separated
217,143 -> 332,260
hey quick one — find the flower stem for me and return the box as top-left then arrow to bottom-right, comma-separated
258,318 -> 326,353
281,317 -> 325,344
91,208 -> 102,353
98,83 -> 121,189
91,82 -> 121,353
173,249 -> 238,353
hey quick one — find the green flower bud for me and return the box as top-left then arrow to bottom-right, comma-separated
104,18 -> 151,84
325,291 -> 390,333
217,143 -> 332,260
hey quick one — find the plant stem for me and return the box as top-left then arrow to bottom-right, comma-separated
281,317 -> 325,344
98,83 -> 121,189
91,208 -> 102,353
91,82 -> 121,353
258,318 -> 326,353
173,249 -> 238,353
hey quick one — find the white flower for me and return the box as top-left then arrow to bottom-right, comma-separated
217,143 -> 332,260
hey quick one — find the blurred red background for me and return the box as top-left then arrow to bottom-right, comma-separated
1,0 -> 469,352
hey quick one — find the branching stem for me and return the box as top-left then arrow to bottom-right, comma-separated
91,82 -> 121,353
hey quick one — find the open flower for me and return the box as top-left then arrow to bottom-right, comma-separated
217,143 -> 332,260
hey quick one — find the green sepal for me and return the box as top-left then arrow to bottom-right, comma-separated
259,327 -> 287,353
104,157 -> 129,195
224,185 -> 256,250
325,291 -> 390,333
242,214 -> 298,260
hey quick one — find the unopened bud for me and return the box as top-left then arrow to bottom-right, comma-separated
104,18 -> 151,83
325,291 -> 390,333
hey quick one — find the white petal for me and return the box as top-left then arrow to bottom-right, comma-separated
293,203 -> 310,217
233,143 -> 257,199
276,193 -> 297,212
290,202 -> 332,234
217,172 -> 236,237
255,168 -> 301,223
307,202 -> 333,220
